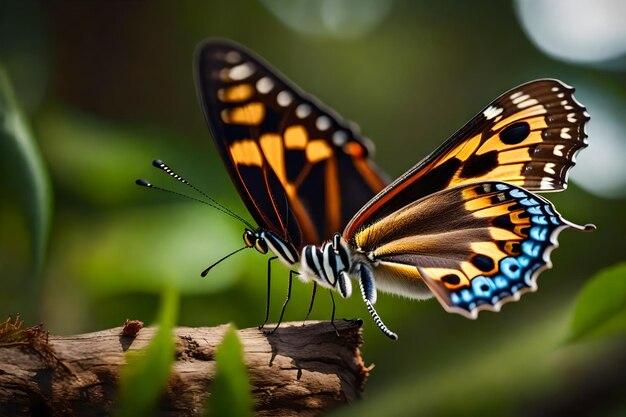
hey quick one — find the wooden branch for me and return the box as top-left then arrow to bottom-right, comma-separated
0,319 -> 369,416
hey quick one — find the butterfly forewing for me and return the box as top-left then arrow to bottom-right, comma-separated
351,181 -> 590,318
344,79 -> 588,238
196,40 -> 388,247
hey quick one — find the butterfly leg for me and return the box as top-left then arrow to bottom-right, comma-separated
259,256 -> 278,330
265,269 -> 294,335
359,264 -> 398,340
302,281 -> 318,326
329,289 -> 340,337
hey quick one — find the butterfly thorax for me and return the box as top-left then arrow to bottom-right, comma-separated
299,233 -> 360,298
244,228 -> 298,267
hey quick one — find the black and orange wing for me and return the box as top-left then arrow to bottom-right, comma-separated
195,39 -> 388,248
351,181 -> 593,318
345,79 -> 588,238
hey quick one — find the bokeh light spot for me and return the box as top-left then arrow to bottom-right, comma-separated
516,0 -> 626,65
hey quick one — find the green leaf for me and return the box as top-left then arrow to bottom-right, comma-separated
565,262 -> 626,344
114,287 -> 179,417
0,67 -> 52,275
205,325 -> 254,417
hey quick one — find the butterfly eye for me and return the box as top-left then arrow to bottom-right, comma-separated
243,229 -> 256,248
255,238 -> 268,254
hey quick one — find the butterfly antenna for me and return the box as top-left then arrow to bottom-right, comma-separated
150,159 -> 254,228
135,179 -> 255,229
201,246 -> 247,277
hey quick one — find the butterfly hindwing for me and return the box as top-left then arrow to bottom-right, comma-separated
195,40 -> 388,247
352,181 -> 592,318
414,182 -> 593,317
345,79 -> 589,238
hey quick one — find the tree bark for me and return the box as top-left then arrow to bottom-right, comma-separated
0,319 -> 369,416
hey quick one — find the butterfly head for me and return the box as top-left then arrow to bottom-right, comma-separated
243,228 -> 268,254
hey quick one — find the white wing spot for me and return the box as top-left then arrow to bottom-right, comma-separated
560,127 -> 572,139
483,105 -> 503,120
513,94 -> 530,105
557,93 -> 565,98
295,103 -> 311,118
544,163 -> 556,175
316,115 -> 331,131
554,144 -> 565,157
277,91 -> 293,107
567,113 -> 577,123
256,77 -> 274,94
229,62 -> 255,80
540,178 -> 554,189
332,130 -> 348,146
564,105 -> 573,110
225,51 -> 242,64
510,91 -> 523,100
518,98 -> 539,109
551,87 -> 559,92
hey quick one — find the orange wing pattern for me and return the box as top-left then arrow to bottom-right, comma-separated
196,40 -> 388,248
345,79 -> 588,238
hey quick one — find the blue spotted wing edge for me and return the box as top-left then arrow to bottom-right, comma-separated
415,182 -> 595,319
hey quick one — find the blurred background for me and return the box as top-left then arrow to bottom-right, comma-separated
1,1 -> 625,416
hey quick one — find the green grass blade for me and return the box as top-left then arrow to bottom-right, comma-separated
0,67 -> 52,276
204,325 -> 254,417
564,262 -> 626,344
114,287 -> 179,417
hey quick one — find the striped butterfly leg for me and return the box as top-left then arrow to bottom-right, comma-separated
359,264 -> 398,340
333,233 -> 353,299
322,236 -> 352,336
264,269 -> 298,335
302,281 -> 318,325
258,256 -> 278,330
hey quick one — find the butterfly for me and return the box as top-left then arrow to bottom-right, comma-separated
194,40 -> 594,340
194,39 -> 389,330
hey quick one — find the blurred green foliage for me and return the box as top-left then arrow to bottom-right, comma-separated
205,325 -> 254,417
115,287 -> 179,417
565,262 -> 626,344
0,67 -> 51,319
1,1 -> 625,416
